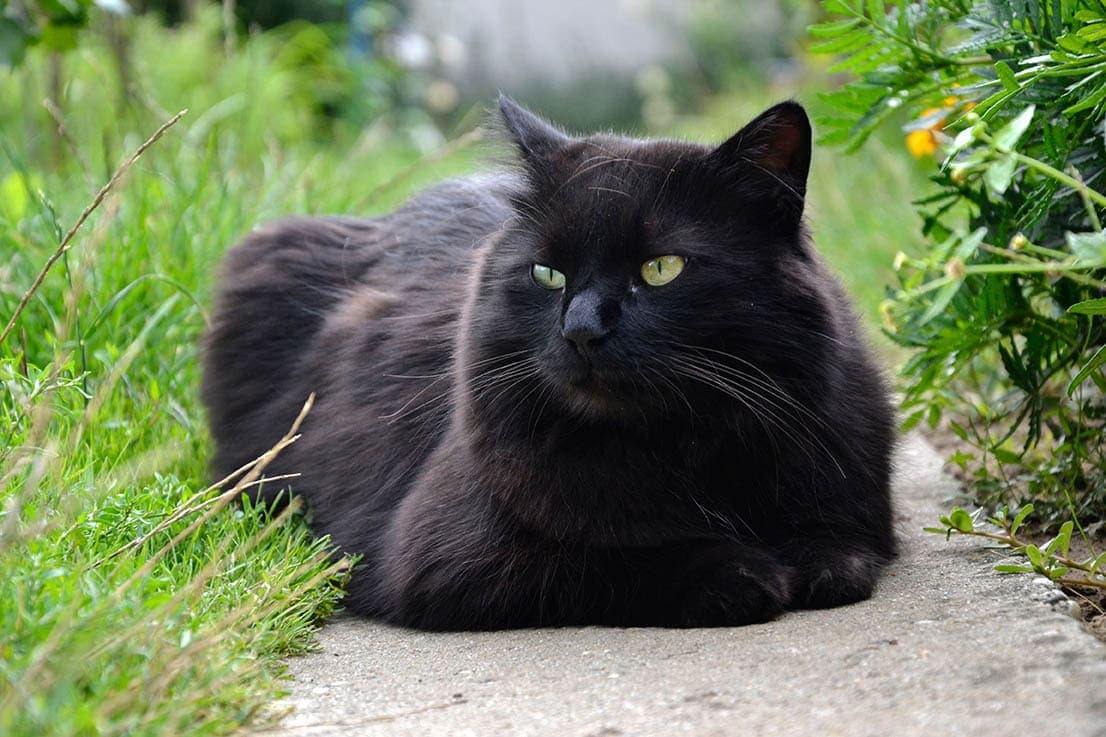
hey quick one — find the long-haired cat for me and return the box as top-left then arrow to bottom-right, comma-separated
202,98 -> 896,630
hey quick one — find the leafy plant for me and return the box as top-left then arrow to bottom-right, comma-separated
810,0 -> 1106,525
927,503 -> 1106,590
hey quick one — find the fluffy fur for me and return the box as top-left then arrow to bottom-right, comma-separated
202,98 -> 896,630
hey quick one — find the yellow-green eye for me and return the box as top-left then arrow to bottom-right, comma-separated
532,263 -> 566,290
641,255 -> 686,286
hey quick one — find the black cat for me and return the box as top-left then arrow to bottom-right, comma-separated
202,98 -> 896,630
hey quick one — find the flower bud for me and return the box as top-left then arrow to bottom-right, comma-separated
944,257 -> 967,280
879,300 -> 897,333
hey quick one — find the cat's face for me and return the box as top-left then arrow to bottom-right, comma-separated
463,98 -> 833,426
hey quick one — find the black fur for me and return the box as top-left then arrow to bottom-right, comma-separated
201,98 -> 897,630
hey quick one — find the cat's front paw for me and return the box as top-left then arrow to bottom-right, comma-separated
675,559 -> 792,627
789,548 -> 890,609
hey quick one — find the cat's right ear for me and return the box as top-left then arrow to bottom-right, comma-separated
498,95 -> 569,162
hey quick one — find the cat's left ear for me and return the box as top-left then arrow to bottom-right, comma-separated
498,95 -> 570,162
709,101 -> 812,204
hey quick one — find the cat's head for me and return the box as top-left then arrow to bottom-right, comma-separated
460,97 -> 840,428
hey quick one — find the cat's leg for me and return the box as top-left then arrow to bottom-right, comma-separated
378,479 -> 799,629
641,542 -> 795,627
380,530 -> 798,629
374,484 -> 567,630
776,535 -> 895,609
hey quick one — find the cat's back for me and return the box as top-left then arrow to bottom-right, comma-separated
359,172 -> 519,287
202,172 -> 517,486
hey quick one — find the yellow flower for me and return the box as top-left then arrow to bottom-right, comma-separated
906,106 -> 945,158
904,90 -> 978,159
906,129 -> 940,158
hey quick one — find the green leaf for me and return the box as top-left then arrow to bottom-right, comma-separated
1068,344 -> 1106,395
1067,298 -> 1106,315
971,87 -> 1022,121
810,29 -> 873,54
994,61 -> 1019,91
1066,230 -> 1106,261
1054,521 -> 1073,558
992,105 -> 1035,152
918,278 -> 961,326
1077,21 -> 1106,42
809,17 -> 864,38
829,43 -> 892,74
900,409 -> 924,432
1057,33 -> 1092,53
1010,504 -> 1034,535
949,507 -> 974,533
38,0 -> 91,23
991,446 -> 1022,464
948,450 -> 974,469
865,0 -> 885,24
822,0 -> 853,14
1025,544 -> 1043,568
994,564 -> 1035,573
983,154 -> 1017,195
1065,81 -> 1106,115
955,227 -> 987,259
948,125 -> 977,155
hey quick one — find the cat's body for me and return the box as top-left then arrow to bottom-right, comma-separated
202,99 -> 896,630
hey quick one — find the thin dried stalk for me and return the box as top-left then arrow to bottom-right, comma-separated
0,109 -> 187,346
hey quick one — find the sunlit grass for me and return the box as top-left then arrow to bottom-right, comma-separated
0,12 -> 475,737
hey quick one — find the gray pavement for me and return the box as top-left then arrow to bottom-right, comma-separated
272,434 -> 1106,736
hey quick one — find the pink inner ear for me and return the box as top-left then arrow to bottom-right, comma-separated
760,125 -> 802,172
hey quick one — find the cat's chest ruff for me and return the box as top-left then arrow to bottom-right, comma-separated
478,425 -> 726,500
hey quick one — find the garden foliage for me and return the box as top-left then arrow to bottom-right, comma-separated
812,0 -> 1106,523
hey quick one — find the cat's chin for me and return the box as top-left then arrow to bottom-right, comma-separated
558,375 -> 640,421
561,389 -> 630,420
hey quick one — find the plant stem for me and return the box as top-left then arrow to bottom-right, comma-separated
1068,165 -> 1104,231
979,129 -> 1106,209
955,526 -> 1105,579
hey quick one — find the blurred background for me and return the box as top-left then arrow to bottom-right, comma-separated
0,0 -> 930,319
3,0 -> 820,148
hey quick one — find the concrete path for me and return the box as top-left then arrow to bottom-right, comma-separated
272,434 -> 1106,736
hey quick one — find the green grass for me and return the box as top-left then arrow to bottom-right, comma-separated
0,12 -> 478,737
0,11 -> 925,737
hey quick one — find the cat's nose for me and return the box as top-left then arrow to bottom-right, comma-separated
562,290 -> 614,353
